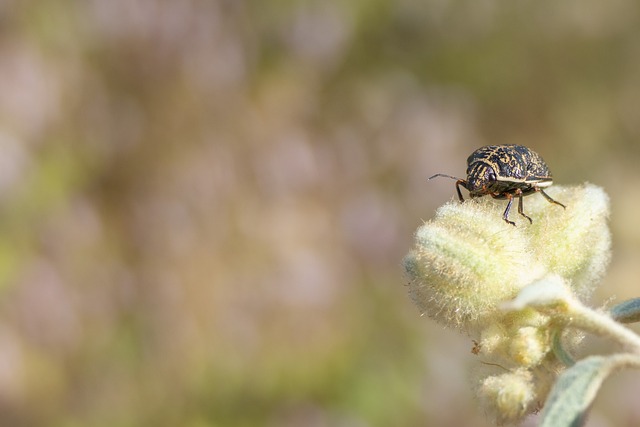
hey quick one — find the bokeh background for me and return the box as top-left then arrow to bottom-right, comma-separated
1,1 -> 640,426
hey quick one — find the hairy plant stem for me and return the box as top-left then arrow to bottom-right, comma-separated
606,353 -> 640,370
566,299 -> 640,354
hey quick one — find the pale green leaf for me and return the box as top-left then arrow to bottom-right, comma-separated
540,356 -> 614,427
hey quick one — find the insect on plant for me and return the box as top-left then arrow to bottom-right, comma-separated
429,145 -> 566,226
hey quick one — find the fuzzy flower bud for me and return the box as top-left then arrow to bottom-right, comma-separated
404,184 -> 610,333
403,200 -> 545,332
477,369 -> 536,426
509,326 -> 550,367
524,184 -> 611,299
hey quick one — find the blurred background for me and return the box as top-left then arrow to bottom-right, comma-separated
1,1 -> 640,426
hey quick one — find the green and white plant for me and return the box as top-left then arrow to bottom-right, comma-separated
404,184 -> 640,426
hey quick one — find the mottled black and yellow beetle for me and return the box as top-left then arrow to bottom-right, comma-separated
429,145 -> 565,226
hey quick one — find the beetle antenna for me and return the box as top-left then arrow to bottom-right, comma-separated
428,173 -> 463,181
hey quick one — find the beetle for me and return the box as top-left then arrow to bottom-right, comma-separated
429,145 -> 565,226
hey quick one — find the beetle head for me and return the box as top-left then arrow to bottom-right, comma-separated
466,162 -> 497,197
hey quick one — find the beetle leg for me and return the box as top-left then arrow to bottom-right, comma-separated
517,193 -> 533,224
502,195 -> 516,226
538,189 -> 566,209
455,180 -> 467,203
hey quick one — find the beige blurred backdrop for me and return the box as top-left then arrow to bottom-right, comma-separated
0,1 -> 640,426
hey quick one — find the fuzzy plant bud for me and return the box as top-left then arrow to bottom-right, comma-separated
403,199 -> 545,332
404,184 -> 610,334
524,184 -> 610,299
509,326 -> 550,367
477,369 -> 536,426
478,323 -> 507,356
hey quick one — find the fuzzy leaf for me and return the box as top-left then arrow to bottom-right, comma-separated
501,274 -> 570,311
610,298 -> 640,324
540,356 -> 615,427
